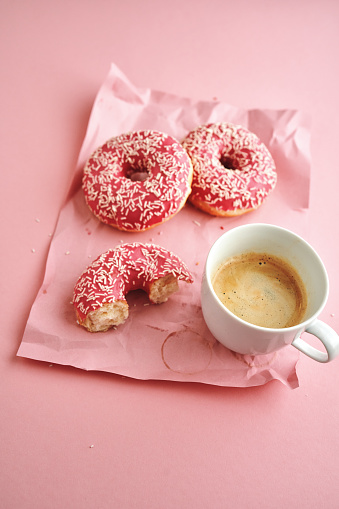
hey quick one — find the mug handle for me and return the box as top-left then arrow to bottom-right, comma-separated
292,320 -> 339,363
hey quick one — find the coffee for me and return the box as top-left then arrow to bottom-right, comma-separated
212,252 -> 307,328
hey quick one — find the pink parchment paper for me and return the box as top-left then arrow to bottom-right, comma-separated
17,63 -> 312,389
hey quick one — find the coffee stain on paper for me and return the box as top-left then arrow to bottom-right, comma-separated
161,327 -> 213,375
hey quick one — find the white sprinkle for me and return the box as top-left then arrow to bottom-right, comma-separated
144,303 -> 150,306
48,233 -> 53,237
65,251 -> 70,255
31,248 -> 36,253
193,220 -> 201,226
35,218 -> 40,223
89,445 -> 94,448
330,313 -> 335,317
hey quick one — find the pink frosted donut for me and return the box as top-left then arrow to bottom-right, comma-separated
181,122 -> 277,216
73,242 -> 193,332
82,130 -> 193,232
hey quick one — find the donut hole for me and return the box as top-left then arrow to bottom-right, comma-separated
124,162 -> 150,182
220,155 -> 237,171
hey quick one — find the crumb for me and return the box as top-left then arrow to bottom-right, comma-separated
195,262 -> 199,265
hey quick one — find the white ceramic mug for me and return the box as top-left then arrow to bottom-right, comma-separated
201,223 -> 339,362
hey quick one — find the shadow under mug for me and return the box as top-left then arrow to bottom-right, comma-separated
201,223 -> 339,362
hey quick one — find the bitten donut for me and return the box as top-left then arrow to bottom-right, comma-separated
181,122 -> 277,216
82,130 -> 193,232
73,243 -> 193,332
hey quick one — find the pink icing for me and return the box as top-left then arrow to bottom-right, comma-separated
181,123 -> 277,214
73,243 -> 193,320
82,130 -> 192,231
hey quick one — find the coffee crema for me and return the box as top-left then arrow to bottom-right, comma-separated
212,252 -> 307,329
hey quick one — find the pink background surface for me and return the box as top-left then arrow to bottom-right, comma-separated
1,1 -> 339,508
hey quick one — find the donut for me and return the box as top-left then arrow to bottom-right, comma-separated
82,130 -> 193,231
73,243 -> 193,332
181,122 -> 277,216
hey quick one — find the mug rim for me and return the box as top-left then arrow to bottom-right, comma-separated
205,223 -> 329,333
